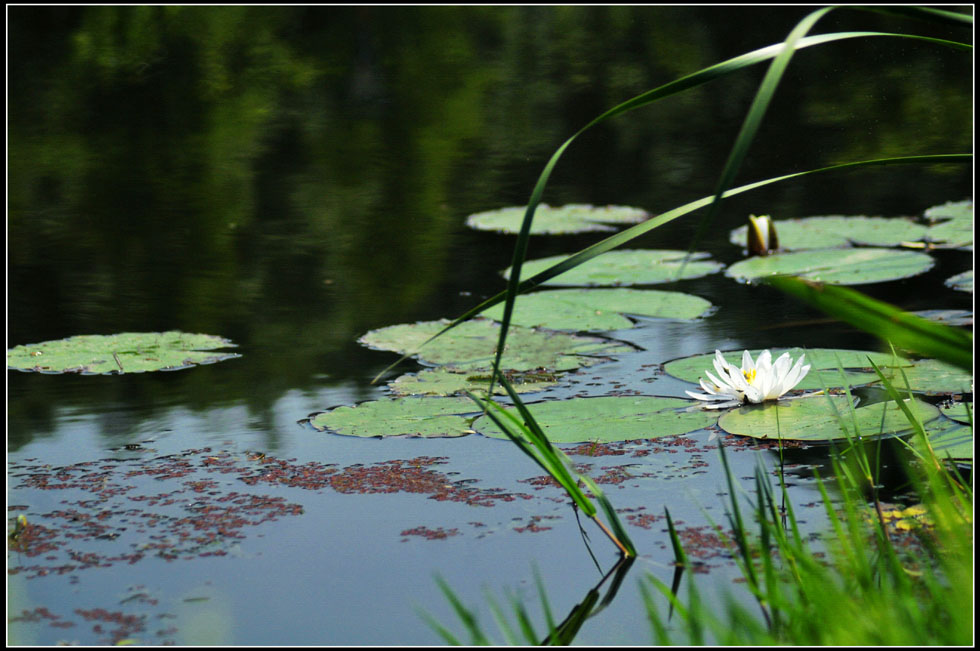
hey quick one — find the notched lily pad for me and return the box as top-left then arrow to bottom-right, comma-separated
388,368 -> 560,397
479,288 -> 713,331
923,200 -> 973,249
717,394 -> 939,442
503,249 -> 724,286
309,396 -> 478,438
725,248 -> 934,285
358,318 -> 634,372
465,204 -> 648,235
473,396 -> 718,443
6,331 -> 240,374
945,270 -> 973,293
729,215 -> 929,251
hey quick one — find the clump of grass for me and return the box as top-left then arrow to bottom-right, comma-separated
643,372 -> 972,646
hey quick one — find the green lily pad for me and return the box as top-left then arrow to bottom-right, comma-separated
503,249 -> 724,286
923,200 -> 973,249
664,348 -> 903,392
729,215 -> 929,251
465,204 -> 648,235
309,396 -> 478,438
924,200 -> 973,223
358,318 -> 633,372
913,309 -> 973,327
473,396 -> 718,443
923,417 -> 973,461
945,270 -> 973,293
388,368 -> 560,397
725,248 -> 934,285
941,401 -> 973,425
879,358 -> 973,396
479,288 -> 713,331
6,331 -> 240,374
717,394 -> 939,441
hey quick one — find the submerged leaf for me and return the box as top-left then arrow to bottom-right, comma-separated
717,394 -> 939,441
310,396 -> 478,438
472,396 -> 718,443
359,318 -> 633,372
479,288 -> 713,331
465,204 -> 648,235
725,248 -> 934,285
6,332 -> 240,374
503,249 -> 724,286
729,215 -> 929,251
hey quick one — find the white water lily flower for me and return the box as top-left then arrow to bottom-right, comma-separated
686,349 -> 810,410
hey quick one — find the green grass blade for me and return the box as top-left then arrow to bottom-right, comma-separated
484,26 -> 967,394
664,507 -> 688,568
575,472 -> 637,557
684,7 -> 833,271
429,575 -> 491,645
465,390 -> 596,516
764,276 -> 973,372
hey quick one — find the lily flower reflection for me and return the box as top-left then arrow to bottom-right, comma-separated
686,349 -> 810,410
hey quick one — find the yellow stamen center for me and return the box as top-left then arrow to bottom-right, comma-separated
743,369 -> 756,383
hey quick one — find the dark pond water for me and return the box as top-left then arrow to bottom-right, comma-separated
7,6 -> 972,645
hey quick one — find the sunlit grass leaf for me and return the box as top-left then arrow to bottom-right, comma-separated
503,249 -> 723,287
466,204 -> 649,235
945,270 -> 973,293
725,248 -> 934,285
664,348 -> 900,392
479,288 -> 713,331
388,368 -> 560,397
6,331 -> 240,374
309,396 -> 478,438
717,394 -> 939,441
764,277 -> 973,372
729,215 -> 929,251
472,396 -> 718,443
359,318 -> 633,372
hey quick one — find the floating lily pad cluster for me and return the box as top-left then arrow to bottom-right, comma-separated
311,199 -> 971,457
7,331 -> 240,374
726,201 -> 973,287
